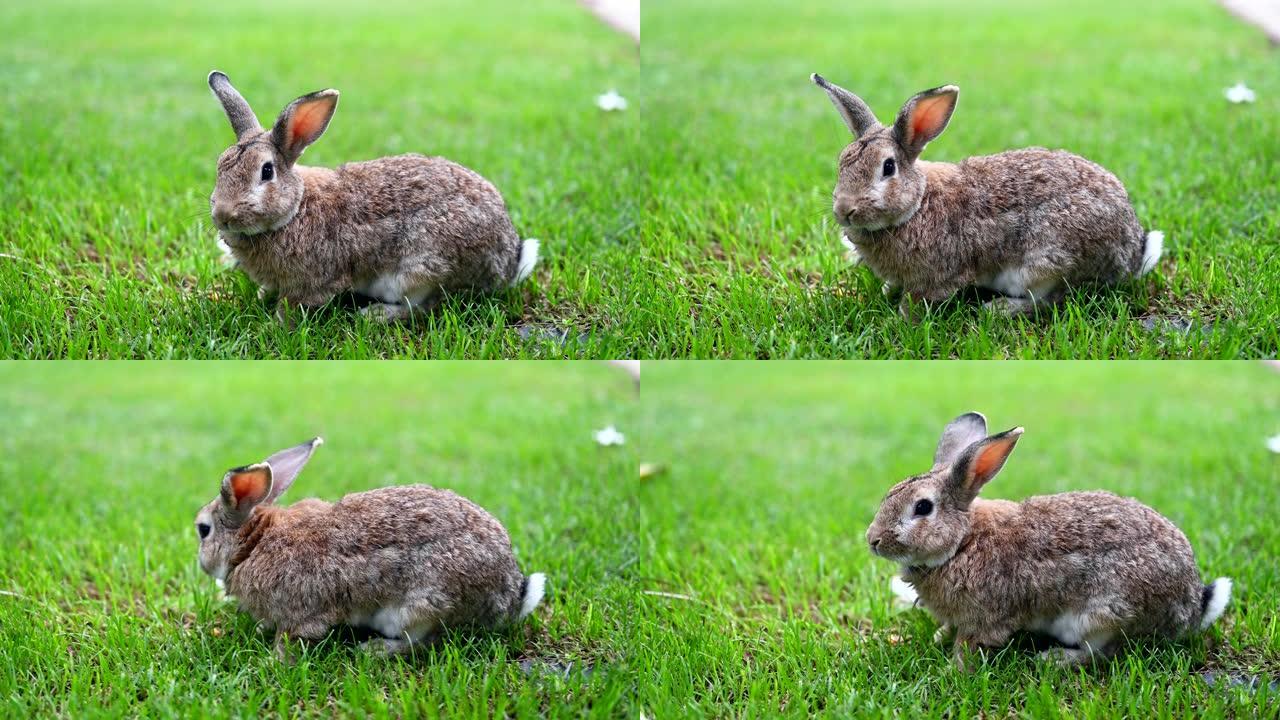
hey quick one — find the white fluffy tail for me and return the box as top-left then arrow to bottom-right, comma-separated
1139,230 -> 1164,276
513,238 -> 540,285
519,572 -> 546,619
1200,577 -> 1232,630
889,576 -> 918,610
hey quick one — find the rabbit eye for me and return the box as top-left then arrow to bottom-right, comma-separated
913,499 -> 933,516
260,162 -> 274,182
197,522 -> 211,540
882,158 -> 896,178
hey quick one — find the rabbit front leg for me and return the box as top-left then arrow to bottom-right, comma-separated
898,286 -> 957,322
273,291 -> 337,325
950,625 -> 1012,672
272,622 -> 331,664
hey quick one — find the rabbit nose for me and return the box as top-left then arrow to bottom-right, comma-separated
869,537 -> 882,552
211,204 -> 234,226
833,195 -> 857,224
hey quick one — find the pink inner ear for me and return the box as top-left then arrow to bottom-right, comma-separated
289,99 -> 332,147
911,94 -> 954,142
972,437 -> 1015,482
230,468 -> 269,506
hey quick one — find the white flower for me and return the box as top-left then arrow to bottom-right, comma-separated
594,425 -> 626,446
1225,83 -> 1256,104
595,89 -> 628,112
1267,433 -> 1280,454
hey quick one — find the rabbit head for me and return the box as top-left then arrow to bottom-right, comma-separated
865,413 -> 1022,568
811,75 -> 958,232
194,437 -> 323,581
207,72 -> 339,237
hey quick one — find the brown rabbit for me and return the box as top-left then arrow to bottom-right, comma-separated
866,413 -> 1230,668
194,438 -> 546,659
811,75 -> 1163,317
207,71 -> 539,322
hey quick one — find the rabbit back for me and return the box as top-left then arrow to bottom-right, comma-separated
226,484 -> 527,637
909,491 -> 1204,642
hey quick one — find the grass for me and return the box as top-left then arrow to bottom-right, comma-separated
0,362 -> 641,717
639,0 -> 1280,358
632,361 -> 1280,716
0,0 -> 639,359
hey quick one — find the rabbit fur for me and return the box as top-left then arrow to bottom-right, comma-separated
207,71 -> 539,323
866,413 -> 1230,668
194,438 -> 546,659
812,75 -> 1163,318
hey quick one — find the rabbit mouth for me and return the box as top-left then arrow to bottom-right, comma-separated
214,207 -> 297,238
217,221 -> 272,237
870,542 -> 910,564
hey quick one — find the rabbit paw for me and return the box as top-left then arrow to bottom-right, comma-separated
933,624 -> 955,645
360,637 -> 416,657
360,302 -> 429,324
881,281 -> 901,300
982,296 -> 1038,317
897,290 -> 953,322
273,635 -> 299,665
1038,632 -> 1114,668
273,301 -> 297,327
1038,646 -> 1098,668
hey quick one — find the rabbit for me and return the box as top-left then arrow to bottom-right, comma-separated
193,437 -> 547,660
811,75 -> 1164,318
206,71 -> 540,323
865,412 -> 1231,668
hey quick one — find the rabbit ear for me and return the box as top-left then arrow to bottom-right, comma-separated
262,437 -> 323,503
271,89 -> 339,164
892,85 -> 958,160
934,412 -> 988,467
220,463 -> 273,517
945,426 -> 1022,508
208,71 -> 261,140
811,74 -> 880,138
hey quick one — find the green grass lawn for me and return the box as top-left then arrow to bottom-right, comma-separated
632,362 -> 1280,716
0,362 -> 640,717
0,0 -> 639,359
639,0 -> 1280,358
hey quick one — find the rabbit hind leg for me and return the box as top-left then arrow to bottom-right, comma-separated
1034,608 -> 1120,667
359,290 -> 442,324
360,620 -> 441,657
1038,628 -> 1116,667
983,278 -> 1065,316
